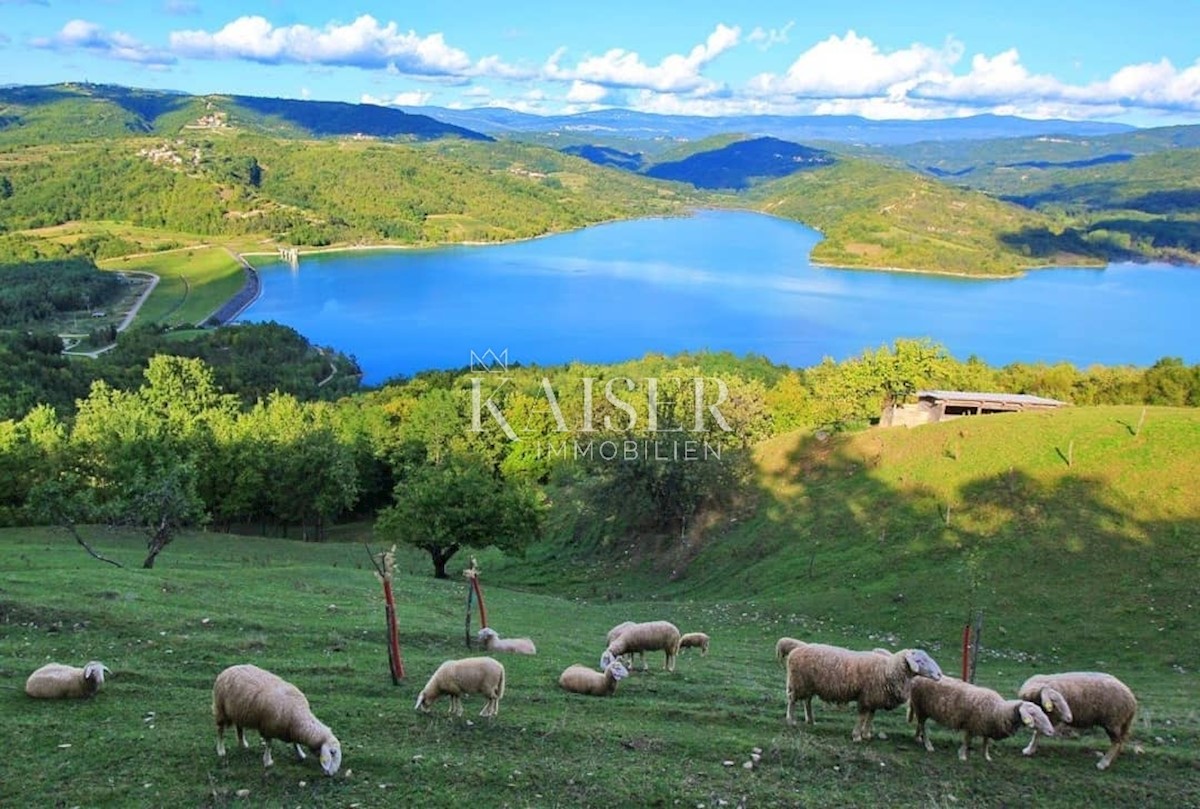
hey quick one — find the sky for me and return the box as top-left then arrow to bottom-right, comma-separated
2,0 -> 1199,125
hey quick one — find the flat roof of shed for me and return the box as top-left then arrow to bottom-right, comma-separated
917,390 -> 1067,407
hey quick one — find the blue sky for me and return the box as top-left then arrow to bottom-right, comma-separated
2,0 -> 1198,124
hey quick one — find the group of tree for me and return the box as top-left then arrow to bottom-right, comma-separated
0,321 -> 361,422
1,341 -> 1198,574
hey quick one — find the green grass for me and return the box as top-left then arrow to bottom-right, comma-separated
101,247 -> 245,327
3,402 -> 1199,808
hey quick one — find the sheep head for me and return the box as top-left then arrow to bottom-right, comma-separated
600,649 -> 616,670
414,691 -> 435,712
1018,702 -> 1056,737
904,649 -> 943,680
83,661 -> 109,693
1039,687 -> 1073,724
319,739 -> 342,776
606,660 -> 630,681
477,627 -> 498,646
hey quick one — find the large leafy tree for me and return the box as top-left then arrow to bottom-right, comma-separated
375,453 -> 543,579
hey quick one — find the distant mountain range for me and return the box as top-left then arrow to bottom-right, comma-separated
402,105 -> 1133,146
0,83 -> 491,145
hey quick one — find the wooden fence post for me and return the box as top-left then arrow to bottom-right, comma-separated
365,543 -> 404,683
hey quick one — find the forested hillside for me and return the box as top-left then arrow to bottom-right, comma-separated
0,83 -> 488,146
746,159 -> 1083,274
0,135 -> 700,251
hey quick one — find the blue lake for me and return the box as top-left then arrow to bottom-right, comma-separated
238,210 -> 1200,385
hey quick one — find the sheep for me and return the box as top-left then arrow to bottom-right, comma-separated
212,664 -> 341,776
907,676 -> 1056,761
785,643 -> 943,741
601,621 -> 682,673
606,621 -> 639,668
775,637 -> 805,664
476,627 -> 537,655
24,661 -> 109,699
559,660 -> 630,696
415,657 -> 506,718
679,632 -> 710,656
1017,672 -> 1137,770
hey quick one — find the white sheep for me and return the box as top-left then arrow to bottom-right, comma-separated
606,621 -> 639,667
601,621 -> 682,673
679,632 -> 710,656
785,643 -> 943,741
212,664 -> 341,775
558,660 -> 630,696
24,661 -> 109,699
908,676 -> 1056,761
1017,672 -> 1137,770
775,637 -> 805,663
476,627 -> 537,655
415,657 -> 506,718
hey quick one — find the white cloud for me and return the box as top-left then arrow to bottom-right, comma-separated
566,80 -> 608,104
544,24 -> 740,94
170,14 -> 522,79
749,30 -> 959,99
32,19 -> 176,66
747,22 -> 793,51
911,50 -> 1200,115
361,90 -> 434,107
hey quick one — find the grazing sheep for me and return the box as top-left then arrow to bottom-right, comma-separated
908,676 -> 1056,761
476,627 -> 537,655
24,661 -> 109,699
679,632 -> 710,656
1017,672 -> 1137,770
559,660 -> 630,696
212,664 -> 341,776
785,643 -> 943,741
606,621 -> 639,668
415,657 -> 506,718
775,637 -> 805,664
601,621 -> 682,673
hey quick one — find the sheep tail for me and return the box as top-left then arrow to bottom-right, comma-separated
497,665 -> 506,702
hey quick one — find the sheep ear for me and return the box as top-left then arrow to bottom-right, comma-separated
905,651 -> 920,674
1019,704 -> 1035,726
414,693 -> 425,711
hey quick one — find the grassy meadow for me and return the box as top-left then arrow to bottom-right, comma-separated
3,407 -> 1199,807
100,246 -> 247,327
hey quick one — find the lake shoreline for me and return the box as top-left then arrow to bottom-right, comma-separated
236,209 -> 1200,384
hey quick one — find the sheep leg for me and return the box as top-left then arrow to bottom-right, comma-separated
294,743 -> 307,761
450,695 -> 462,717
983,738 -> 994,762
1097,732 -> 1125,771
666,651 -> 676,673
1021,730 -> 1041,757
236,726 -> 249,749
958,732 -> 971,761
852,710 -> 872,742
785,687 -> 796,727
803,697 -> 815,725
215,722 -> 227,758
917,718 -> 934,752
262,739 -> 275,769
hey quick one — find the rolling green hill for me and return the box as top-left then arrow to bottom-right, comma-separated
644,136 -> 835,190
500,405 -> 1200,673
0,83 -> 488,146
744,158 -> 1090,274
0,135 -> 702,251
